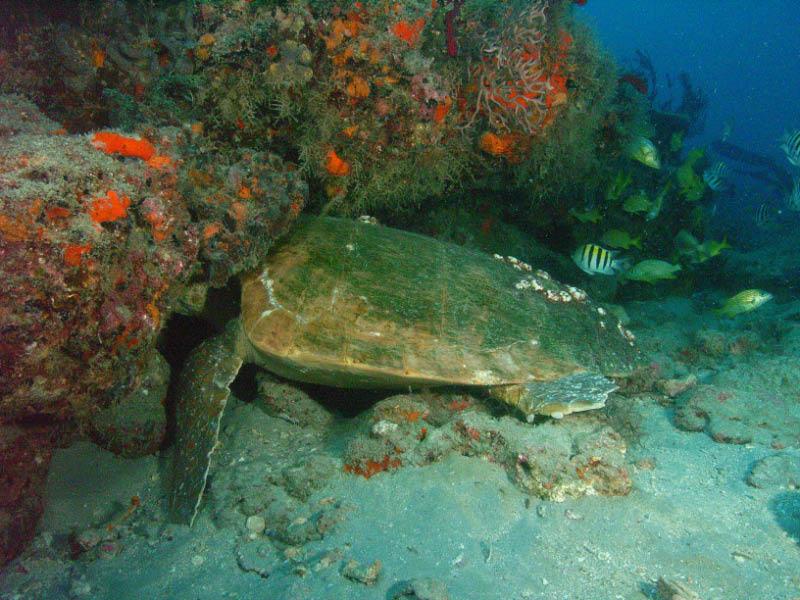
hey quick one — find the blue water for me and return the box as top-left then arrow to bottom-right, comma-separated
581,1 -> 800,160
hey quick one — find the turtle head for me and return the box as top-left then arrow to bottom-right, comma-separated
496,371 -> 618,422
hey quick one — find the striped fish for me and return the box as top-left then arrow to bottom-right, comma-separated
572,243 -> 627,276
788,178 -> 800,212
703,162 -> 728,191
781,130 -> 800,167
755,203 -> 771,228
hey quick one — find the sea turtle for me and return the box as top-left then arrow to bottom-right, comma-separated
170,217 -> 641,525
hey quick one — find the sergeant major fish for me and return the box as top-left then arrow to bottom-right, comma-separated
787,178 -> 800,212
572,243 -> 628,275
781,130 -> 800,167
755,203 -> 781,228
755,203 -> 769,227
703,162 -> 728,191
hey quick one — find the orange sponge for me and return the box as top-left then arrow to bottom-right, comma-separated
91,132 -> 155,161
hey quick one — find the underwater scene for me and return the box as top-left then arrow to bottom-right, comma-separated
1,0 -> 799,598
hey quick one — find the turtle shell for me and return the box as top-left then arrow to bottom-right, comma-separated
240,217 -> 639,389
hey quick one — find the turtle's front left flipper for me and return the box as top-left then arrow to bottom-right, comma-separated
169,320 -> 246,526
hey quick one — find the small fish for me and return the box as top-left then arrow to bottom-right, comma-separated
755,203 -> 770,228
622,259 -> 681,283
601,229 -> 642,250
622,190 -> 652,214
721,118 -> 734,142
669,131 -> 684,153
627,136 -> 661,169
676,148 -> 707,201
787,178 -> 800,212
702,162 -> 728,191
605,170 -> 633,201
695,236 -> 731,262
572,244 -> 627,276
754,203 -> 782,228
646,182 -> 670,221
674,230 -> 730,263
569,207 -> 603,223
715,289 -> 773,318
674,229 -> 700,255
780,130 -> 800,167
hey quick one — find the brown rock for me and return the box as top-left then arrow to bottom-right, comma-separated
0,425 -> 56,565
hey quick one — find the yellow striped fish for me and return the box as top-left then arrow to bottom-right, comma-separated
714,289 -> 772,318
572,243 -> 627,276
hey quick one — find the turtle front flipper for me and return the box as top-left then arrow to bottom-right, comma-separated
491,372 -> 618,422
169,320 -> 246,526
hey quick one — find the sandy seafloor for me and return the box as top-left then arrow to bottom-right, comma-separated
2,297 -> 800,600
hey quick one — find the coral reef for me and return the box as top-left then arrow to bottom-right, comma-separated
0,95 -> 304,564
180,149 -> 307,286
0,0 -> 623,221
0,92 -> 305,423
343,393 -> 632,501
0,95 -> 196,424
466,2 -> 560,135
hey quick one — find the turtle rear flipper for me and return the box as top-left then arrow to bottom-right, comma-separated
169,321 -> 245,526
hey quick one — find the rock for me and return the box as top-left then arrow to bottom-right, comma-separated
656,374 -> 697,398
747,453 -> 800,489
0,424 -> 57,566
97,540 -> 123,560
281,455 -> 338,501
235,538 -> 281,578
655,577 -> 701,600
88,350 -> 169,457
694,329 -> 729,358
314,547 -> 344,571
255,374 -> 333,430
674,377 -> 800,448
341,558 -> 382,586
71,528 -> 105,555
391,578 -> 450,600
510,416 -> 632,500
245,515 -> 266,535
